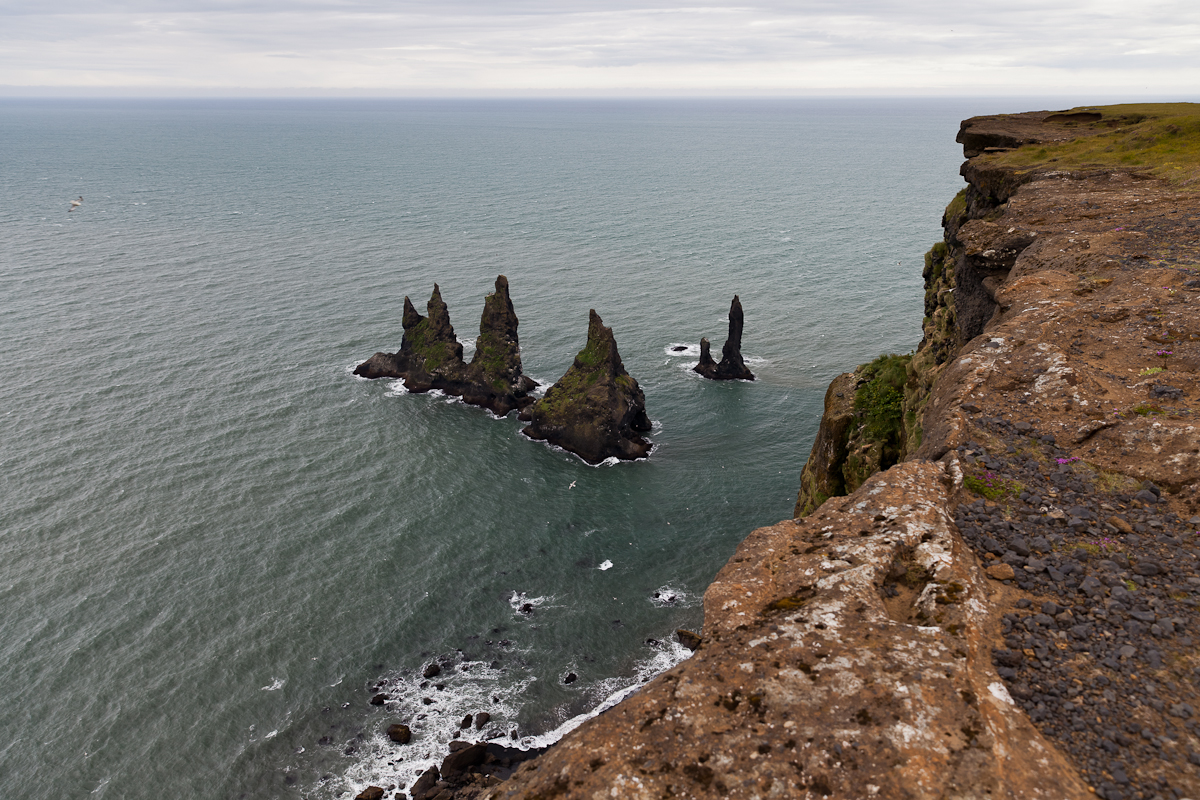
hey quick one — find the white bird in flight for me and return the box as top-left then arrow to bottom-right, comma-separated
68,196 -> 83,212
568,481 -> 576,489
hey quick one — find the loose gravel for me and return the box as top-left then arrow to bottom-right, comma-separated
953,416 -> 1200,800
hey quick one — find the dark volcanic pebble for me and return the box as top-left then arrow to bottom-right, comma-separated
954,418 -> 1200,799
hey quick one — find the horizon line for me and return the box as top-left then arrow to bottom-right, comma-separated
2,86 -> 1197,102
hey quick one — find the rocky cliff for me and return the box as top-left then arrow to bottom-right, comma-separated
391,105 -> 1200,800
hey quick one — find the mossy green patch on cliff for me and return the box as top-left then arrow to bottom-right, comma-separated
854,354 -> 908,443
983,103 -> 1200,186
841,354 -> 912,494
574,336 -> 608,369
404,324 -> 457,373
963,469 -> 1023,501
943,190 -> 968,231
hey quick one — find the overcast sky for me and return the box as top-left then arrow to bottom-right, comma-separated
3,0 -> 1199,96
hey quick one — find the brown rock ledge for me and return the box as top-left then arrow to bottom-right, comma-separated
481,460 -> 1090,799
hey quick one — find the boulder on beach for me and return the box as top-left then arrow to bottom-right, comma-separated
694,295 -> 755,381
520,310 -> 652,464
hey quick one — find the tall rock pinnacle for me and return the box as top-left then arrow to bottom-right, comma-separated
694,295 -> 755,381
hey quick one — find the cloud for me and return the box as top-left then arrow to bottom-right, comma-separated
1,1 -> 1198,93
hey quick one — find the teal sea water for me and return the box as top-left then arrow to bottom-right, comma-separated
2,97 -> 976,798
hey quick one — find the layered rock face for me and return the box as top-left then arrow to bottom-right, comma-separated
354,277 -> 537,416
796,107 -> 1200,513
694,295 -> 755,381
521,310 -> 652,464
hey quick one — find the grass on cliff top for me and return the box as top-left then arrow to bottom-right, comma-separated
983,103 -> 1200,186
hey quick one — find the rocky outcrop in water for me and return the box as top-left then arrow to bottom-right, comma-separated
693,295 -> 754,381
354,276 -> 537,416
520,310 -> 651,464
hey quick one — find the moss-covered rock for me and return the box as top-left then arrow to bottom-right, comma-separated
397,284 -> 468,391
460,275 -> 538,415
794,355 -> 913,516
793,371 -> 857,516
354,277 -> 537,416
521,310 -> 652,464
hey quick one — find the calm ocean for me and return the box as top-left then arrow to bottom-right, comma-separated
2,97 -> 979,798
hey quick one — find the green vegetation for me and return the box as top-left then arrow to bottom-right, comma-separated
855,354 -> 909,442
963,469 -> 1023,500
943,190 -> 967,229
1130,403 -> 1165,417
983,103 -> 1200,186
1139,367 -> 1165,377
840,354 -> 912,491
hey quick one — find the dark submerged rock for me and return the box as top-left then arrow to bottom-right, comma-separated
387,723 -> 412,744
694,295 -> 755,381
353,276 -> 537,416
521,310 -> 652,464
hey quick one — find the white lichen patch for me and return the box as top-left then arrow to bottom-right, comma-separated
988,681 -> 1015,706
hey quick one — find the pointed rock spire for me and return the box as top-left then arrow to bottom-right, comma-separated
355,277 -> 537,415
521,310 -> 652,464
694,295 -> 755,381
394,284 -> 466,391
462,275 -> 538,415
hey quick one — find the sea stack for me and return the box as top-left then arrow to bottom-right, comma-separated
354,277 -> 537,416
461,275 -> 539,415
693,295 -> 755,381
393,283 -> 468,392
521,310 -> 652,464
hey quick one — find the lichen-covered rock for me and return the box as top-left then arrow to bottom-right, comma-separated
693,295 -> 754,381
483,460 -> 1092,800
521,310 -> 651,464
354,277 -> 536,416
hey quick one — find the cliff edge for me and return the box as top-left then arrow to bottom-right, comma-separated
402,106 -> 1200,800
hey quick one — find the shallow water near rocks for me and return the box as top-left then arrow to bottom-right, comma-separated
1,97 -> 989,798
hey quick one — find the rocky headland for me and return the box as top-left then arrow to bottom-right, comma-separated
355,276 -> 538,417
371,105 -> 1200,800
695,295 -> 755,381
520,310 -> 652,464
